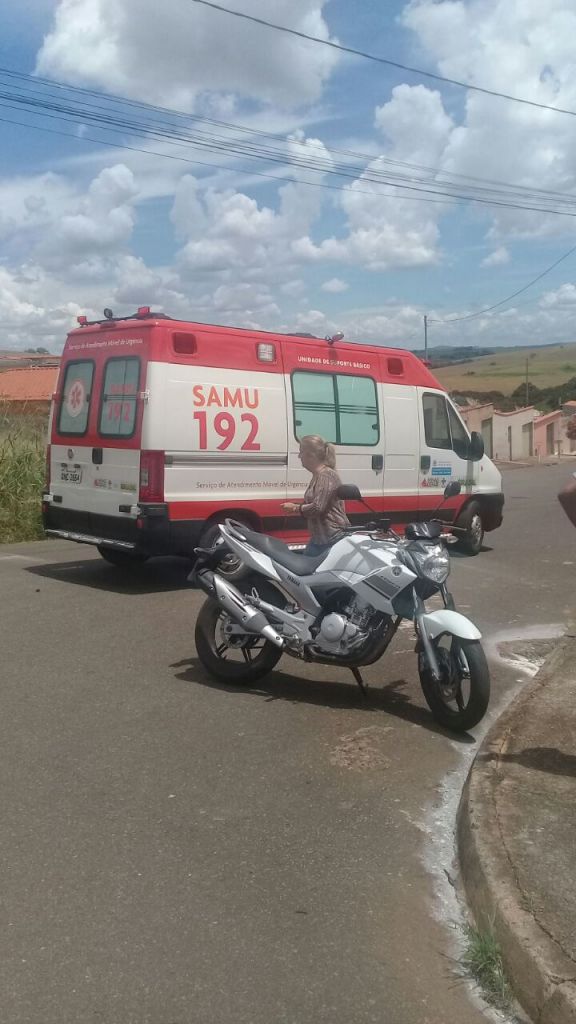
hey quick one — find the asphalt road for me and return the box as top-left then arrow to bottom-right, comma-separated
1,463 -> 574,1024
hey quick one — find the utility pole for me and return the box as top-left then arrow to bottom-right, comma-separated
525,356 -> 529,407
424,314 -> 428,361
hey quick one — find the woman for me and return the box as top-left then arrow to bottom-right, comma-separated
281,435 -> 350,556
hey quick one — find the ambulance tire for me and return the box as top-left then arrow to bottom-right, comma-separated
198,522 -> 250,581
456,501 -> 484,556
97,546 -> 149,568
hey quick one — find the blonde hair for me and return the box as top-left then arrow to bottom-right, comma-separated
300,434 -> 337,469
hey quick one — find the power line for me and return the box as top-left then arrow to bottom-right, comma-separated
191,0 -> 576,121
4,66 -> 576,209
0,112 -> 467,207
428,242 -> 576,323
4,73 -> 576,218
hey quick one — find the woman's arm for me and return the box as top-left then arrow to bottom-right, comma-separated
300,472 -> 336,518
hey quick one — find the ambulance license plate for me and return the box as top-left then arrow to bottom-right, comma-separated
60,466 -> 83,484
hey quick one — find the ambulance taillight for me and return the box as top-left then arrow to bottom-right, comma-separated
139,451 -> 165,503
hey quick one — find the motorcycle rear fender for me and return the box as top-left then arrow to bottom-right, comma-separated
420,609 -> 482,642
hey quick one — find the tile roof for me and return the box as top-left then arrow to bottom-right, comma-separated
0,367 -> 59,401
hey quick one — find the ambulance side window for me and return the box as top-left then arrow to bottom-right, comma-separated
292,372 -> 337,441
292,371 -> 379,445
99,358 -> 140,438
423,393 -> 451,450
57,360 -> 94,436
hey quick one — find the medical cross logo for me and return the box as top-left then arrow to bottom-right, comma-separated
66,379 -> 85,419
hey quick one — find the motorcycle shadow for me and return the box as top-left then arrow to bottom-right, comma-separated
171,657 -> 476,743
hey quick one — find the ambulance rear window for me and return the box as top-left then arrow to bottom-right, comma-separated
57,360 -> 94,436
99,357 -> 140,438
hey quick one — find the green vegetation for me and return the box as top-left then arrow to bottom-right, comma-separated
460,923 -> 511,1011
0,406 -> 46,544
435,342 -> 576,394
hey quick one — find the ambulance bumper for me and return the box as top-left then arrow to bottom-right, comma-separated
42,502 -> 205,557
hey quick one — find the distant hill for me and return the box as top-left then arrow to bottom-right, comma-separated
412,345 -> 496,365
432,342 -> 576,395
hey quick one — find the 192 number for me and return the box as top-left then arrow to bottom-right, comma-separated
193,411 -> 260,451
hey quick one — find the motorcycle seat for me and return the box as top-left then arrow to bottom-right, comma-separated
241,529 -> 330,576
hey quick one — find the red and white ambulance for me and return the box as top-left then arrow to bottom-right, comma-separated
42,308 -> 504,566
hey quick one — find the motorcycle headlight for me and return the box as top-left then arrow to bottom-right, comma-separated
410,543 -> 450,584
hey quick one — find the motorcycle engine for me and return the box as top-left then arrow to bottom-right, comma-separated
313,597 -> 375,655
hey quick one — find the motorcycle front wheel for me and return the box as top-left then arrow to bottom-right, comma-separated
195,598 -> 282,684
418,636 -> 490,733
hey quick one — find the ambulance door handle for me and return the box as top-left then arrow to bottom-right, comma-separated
371,454 -> 383,472
420,455 -> 431,472
92,448 -> 103,465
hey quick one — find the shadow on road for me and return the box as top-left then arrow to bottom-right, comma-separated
480,746 -> 576,778
26,556 -> 192,595
172,656 -> 476,742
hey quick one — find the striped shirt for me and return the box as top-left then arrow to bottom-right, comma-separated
300,466 -> 350,544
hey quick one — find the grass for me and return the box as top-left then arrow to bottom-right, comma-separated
460,922 -> 511,1011
434,342 -> 576,394
0,406 -> 47,544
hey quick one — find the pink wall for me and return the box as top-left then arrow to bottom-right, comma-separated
533,411 -> 564,457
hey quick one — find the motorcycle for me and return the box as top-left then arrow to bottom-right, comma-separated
190,482 -> 490,733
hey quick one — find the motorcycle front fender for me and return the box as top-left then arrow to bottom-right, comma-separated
420,609 -> 482,642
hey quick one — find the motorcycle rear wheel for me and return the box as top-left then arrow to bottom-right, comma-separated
195,598 -> 283,684
419,636 -> 490,733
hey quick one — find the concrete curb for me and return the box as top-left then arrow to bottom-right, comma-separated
457,634 -> 576,1024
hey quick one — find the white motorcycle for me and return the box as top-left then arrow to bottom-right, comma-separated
191,483 -> 489,733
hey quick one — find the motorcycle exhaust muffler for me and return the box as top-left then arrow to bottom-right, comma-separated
196,569 -> 284,648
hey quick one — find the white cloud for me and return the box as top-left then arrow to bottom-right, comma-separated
36,0 -> 338,110
294,85 -> 453,270
321,277 -> 349,293
402,0 -> 576,239
0,164 -> 138,273
539,282 -> 576,308
482,247 -> 510,267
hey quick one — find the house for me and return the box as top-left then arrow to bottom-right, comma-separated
0,352 -> 60,371
533,410 -> 564,457
458,402 -> 495,458
0,366 -> 59,416
492,407 -> 536,461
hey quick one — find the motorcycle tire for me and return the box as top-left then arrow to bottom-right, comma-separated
195,581 -> 284,684
419,637 -> 490,733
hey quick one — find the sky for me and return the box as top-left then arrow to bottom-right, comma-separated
2,0 -> 576,352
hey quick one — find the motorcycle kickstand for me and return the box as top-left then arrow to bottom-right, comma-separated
351,667 -> 368,702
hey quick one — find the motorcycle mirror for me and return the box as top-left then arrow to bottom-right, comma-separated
444,481 -> 461,499
337,484 -> 363,502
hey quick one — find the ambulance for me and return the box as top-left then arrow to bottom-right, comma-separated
42,307 -> 504,569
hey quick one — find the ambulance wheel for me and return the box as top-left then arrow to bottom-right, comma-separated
456,502 -> 484,556
97,546 -> 149,567
195,598 -> 282,684
198,523 -> 249,581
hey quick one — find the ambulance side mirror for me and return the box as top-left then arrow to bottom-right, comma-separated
453,430 -> 484,462
468,431 -> 485,462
